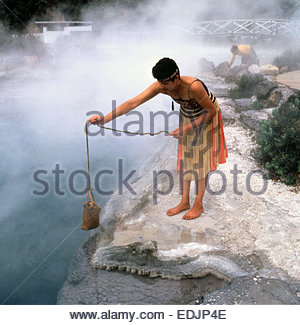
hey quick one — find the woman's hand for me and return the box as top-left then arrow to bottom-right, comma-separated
86,114 -> 105,125
168,126 -> 190,139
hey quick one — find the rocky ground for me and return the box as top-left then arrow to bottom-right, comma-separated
57,70 -> 300,305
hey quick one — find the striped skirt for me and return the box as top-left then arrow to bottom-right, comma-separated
177,100 -> 228,181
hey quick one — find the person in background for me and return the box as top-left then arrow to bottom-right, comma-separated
87,58 -> 228,220
229,44 -> 259,67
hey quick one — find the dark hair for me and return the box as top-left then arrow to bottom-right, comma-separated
230,45 -> 238,54
152,57 -> 180,81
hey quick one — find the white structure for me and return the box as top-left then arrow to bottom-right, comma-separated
190,19 -> 300,38
35,21 -> 93,44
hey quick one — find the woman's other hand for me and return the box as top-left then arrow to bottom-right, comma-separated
168,127 -> 189,139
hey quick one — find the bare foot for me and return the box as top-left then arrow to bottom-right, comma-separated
167,202 -> 190,216
182,204 -> 204,220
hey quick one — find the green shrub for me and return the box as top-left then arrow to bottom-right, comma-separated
0,25 -> 11,48
273,49 -> 300,69
228,87 -> 242,99
255,95 -> 300,185
228,74 -> 265,99
249,100 -> 265,110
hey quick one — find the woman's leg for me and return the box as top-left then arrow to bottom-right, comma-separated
182,174 -> 208,220
167,179 -> 191,216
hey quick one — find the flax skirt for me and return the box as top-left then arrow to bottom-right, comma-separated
177,100 -> 228,181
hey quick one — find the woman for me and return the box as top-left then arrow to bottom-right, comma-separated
87,58 -> 228,220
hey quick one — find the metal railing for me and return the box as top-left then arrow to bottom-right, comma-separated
190,19 -> 300,38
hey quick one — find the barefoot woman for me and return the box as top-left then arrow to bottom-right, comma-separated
87,58 -> 228,220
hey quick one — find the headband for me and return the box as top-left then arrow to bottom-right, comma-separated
159,69 -> 179,82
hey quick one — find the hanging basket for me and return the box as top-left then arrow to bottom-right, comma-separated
81,189 -> 101,230
82,123 -> 101,230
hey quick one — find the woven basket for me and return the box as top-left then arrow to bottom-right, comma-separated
81,190 -> 100,230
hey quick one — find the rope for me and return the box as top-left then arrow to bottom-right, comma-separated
96,124 -> 169,136
85,123 -> 96,202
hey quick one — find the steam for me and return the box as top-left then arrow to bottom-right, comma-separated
1,0 -> 299,218
1,0 -> 300,304
0,0 -> 299,196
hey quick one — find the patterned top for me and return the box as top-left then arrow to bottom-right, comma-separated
172,79 -> 216,119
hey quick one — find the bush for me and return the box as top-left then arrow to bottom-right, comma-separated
273,49 -> 300,70
255,95 -> 300,185
228,74 -> 265,99
0,24 -> 12,48
249,100 -> 265,110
